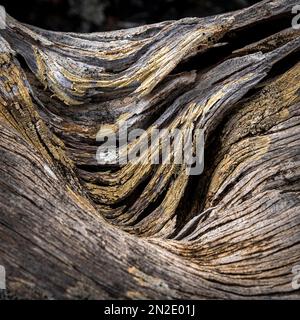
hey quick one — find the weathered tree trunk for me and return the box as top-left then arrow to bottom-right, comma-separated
0,0 -> 299,299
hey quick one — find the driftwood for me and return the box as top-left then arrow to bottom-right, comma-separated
0,0 -> 299,299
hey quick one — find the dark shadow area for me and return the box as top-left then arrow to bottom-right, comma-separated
1,0 -> 260,32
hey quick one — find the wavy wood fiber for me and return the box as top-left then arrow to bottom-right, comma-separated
0,0 -> 299,299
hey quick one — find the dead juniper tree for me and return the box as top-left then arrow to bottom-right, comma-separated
0,0 -> 299,299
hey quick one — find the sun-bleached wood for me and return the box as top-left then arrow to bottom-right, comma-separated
0,0 -> 299,299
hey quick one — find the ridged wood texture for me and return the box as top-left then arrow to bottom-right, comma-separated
0,0 -> 299,299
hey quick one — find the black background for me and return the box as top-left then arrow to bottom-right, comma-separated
1,0 -> 260,32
